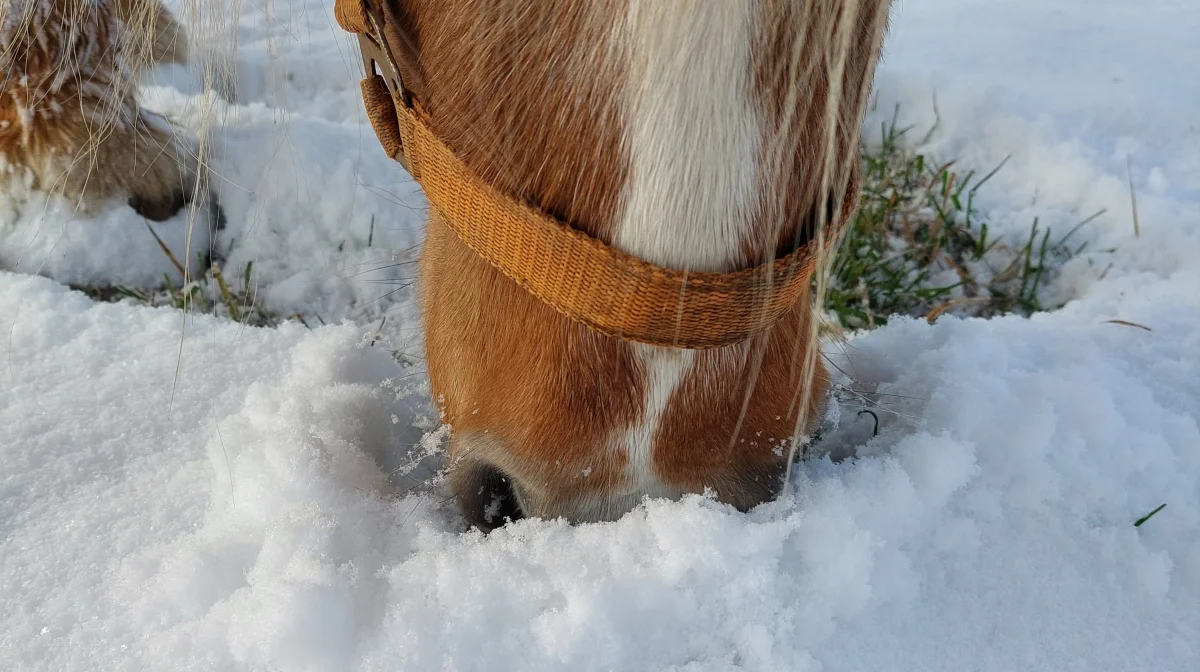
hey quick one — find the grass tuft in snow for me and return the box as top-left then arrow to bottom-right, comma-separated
828,106 -> 1105,329
76,257 -> 300,328
72,222 -> 307,327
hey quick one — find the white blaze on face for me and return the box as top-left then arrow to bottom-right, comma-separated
615,0 -> 761,273
608,0 -> 762,502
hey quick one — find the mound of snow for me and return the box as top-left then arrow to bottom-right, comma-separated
2,270 -> 1197,670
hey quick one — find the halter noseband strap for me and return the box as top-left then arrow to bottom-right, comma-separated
336,0 -> 846,349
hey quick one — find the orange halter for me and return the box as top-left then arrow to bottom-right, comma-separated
337,0 -> 845,349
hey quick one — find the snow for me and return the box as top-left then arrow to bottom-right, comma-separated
2,1 -> 1198,670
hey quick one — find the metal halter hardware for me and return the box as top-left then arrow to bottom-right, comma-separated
355,2 -> 412,169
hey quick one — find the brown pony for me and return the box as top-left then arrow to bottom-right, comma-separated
365,0 -> 893,530
0,0 -> 201,222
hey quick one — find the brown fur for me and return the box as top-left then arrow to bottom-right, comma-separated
408,0 -> 645,528
0,0 -> 198,221
393,0 -> 892,529
654,3 -> 892,510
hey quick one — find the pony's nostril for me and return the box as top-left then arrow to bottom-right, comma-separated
456,463 -> 524,532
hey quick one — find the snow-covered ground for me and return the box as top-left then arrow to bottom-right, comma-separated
2,1 -> 1197,669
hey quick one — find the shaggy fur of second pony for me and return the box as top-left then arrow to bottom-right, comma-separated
0,0 -> 201,221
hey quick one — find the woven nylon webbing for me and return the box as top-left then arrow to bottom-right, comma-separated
339,0 -> 838,349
